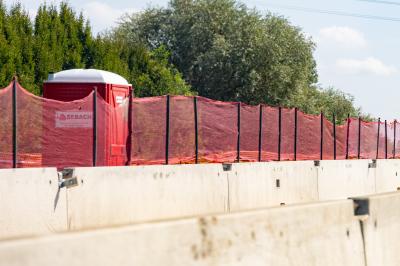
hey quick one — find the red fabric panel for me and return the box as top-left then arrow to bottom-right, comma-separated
240,104 -> 259,162
131,96 -> 166,165
322,116 -> 334,160
261,106 -> 279,161
360,121 -> 378,159
281,108 -> 295,161
169,96 -> 195,164
0,83 -> 13,168
197,97 -> 237,163
336,123 -> 347,160
16,84 -> 43,167
377,121 -> 386,159
387,122 -> 395,159
394,121 -> 400,158
347,118 -> 359,159
297,112 -> 320,160
107,98 -> 128,166
17,84 -> 96,169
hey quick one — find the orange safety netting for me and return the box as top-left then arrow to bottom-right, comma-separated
1,82 -> 399,169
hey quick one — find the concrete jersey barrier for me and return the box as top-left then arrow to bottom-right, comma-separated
0,168 -> 67,240
1,159 -> 400,240
66,164 -> 229,230
360,191 -> 400,265
0,200 -> 365,266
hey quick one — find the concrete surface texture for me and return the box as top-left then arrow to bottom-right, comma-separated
67,164 -> 229,230
228,161 -> 319,210
0,168 -> 67,240
317,160 -> 376,200
0,200 -> 365,266
374,160 -> 400,193
1,159 -> 400,240
361,191 -> 400,265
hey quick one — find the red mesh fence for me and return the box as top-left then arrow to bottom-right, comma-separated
360,121 -> 378,159
197,97 -> 238,163
387,122 -> 395,159
261,106 -> 279,161
3,81 -> 400,169
393,122 -> 400,158
297,111 -> 321,160
347,118 -> 359,159
169,96 -> 195,164
281,108 -> 295,161
0,83 -> 12,168
322,116 -> 334,160
377,121 -> 386,159
16,83 -> 111,169
336,124 -> 347,160
131,96 -> 166,165
240,103 -> 259,162
107,96 -> 129,166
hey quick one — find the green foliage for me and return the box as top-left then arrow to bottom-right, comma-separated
119,0 -> 317,105
119,0 -> 370,118
92,31 -> 192,97
0,0 -> 369,120
289,86 -> 372,124
0,2 -> 35,92
0,1 -> 192,97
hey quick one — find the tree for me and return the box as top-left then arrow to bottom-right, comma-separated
93,30 -> 193,97
0,3 -> 35,92
289,86 -> 371,123
0,1 -> 192,97
119,0 -> 317,105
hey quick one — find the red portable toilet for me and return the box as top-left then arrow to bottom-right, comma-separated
43,69 -> 132,167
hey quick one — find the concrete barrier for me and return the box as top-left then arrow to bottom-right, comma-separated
0,168 -> 66,240
317,160 -> 376,200
66,164 -> 229,230
0,200 -> 365,266
375,160 -> 400,193
3,159 -> 400,241
360,191 -> 400,265
228,161 -> 318,211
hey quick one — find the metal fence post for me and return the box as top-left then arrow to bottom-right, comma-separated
346,114 -> 350,159
333,113 -> 336,160
394,120 -> 397,159
237,102 -> 241,162
294,108 -> 298,161
165,95 -> 170,165
12,77 -> 17,168
385,119 -> 388,159
258,105 -> 263,162
376,118 -> 381,159
194,97 -> 198,164
126,88 -> 133,165
278,107 -> 282,161
92,88 -> 97,167
358,117 -> 361,159
320,112 -> 324,160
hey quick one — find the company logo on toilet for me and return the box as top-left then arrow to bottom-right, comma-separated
55,111 -> 93,128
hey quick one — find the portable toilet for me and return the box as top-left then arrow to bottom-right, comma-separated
43,69 -> 132,167
43,69 -> 132,104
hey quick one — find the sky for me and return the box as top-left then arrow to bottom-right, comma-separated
4,0 -> 400,120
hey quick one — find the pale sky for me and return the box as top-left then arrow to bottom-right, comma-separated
5,0 -> 400,120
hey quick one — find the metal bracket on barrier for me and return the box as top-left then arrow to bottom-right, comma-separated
59,168 -> 78,188
352,198 -> 369,216
222,163 -> 232,171
314,160 -> 320,167
368,159 -> 377,169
